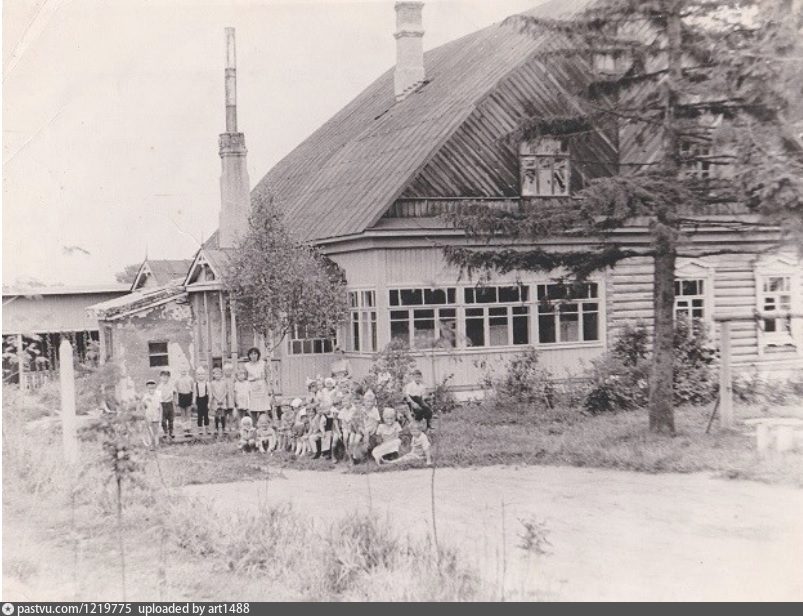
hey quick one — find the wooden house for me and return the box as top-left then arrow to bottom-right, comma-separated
92,2 -> 803,396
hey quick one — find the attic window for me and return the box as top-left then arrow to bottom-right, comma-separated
520,138 -> 570,197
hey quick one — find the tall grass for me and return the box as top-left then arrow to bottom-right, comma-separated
3,384 -> 492,601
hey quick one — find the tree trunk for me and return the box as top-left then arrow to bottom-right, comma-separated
648,0 -> 683,434
649,226 -> 677,434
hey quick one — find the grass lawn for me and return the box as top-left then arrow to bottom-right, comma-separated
154,399 -> 803,487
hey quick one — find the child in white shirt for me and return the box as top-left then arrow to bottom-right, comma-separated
390,420 -> 432,466
372,408 -> 403,464
141,379 -> 162,449
404,369 -> 433,430
239,416 -> 256,453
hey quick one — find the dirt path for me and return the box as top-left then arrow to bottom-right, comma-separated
186,465 -> 803,601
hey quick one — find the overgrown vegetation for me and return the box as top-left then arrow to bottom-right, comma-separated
2,385 -> 493,601
584,320 -> 716,415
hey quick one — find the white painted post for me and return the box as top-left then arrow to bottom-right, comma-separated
718,320 -> 734,430
60,339 -> 78,464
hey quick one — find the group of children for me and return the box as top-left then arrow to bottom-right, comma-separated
139,360 -> 263,447
139,357 -> 434,466
237,373 -> 433,465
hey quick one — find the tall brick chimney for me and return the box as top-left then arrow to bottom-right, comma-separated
218,27 -> 250,249
394,2 -> 425,101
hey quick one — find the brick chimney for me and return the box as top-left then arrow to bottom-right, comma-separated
394,2 -> 425,101
218,27 -> 250,249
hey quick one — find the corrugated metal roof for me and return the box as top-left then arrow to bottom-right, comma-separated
250,0 -> 593,243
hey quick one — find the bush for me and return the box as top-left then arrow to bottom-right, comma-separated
361,339 -> 417,408
584,320 -> 716,414
431,373 -> 460,414
486,348 -> 554,409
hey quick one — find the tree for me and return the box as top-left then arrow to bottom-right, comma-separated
445,0 -> 803,433
115,263 -> 141,285
223,193 -> 349,390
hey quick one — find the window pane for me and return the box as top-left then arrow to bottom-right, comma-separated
498,286 -> 520,303
400,289 -> 423,305
303,340 -> 313,354
438,314 -> 457,348
149,355 -> 169,368
313,340 -> 323,354
370,316 -> 377,352
466,317 -> 485,347
389,290 -> 399,306
537,156 -> 552,195
489,309 -> 509,346
414,308 -> 436,349
424,288 -> 447,305
323,339 -> 333,353
559,305 -> 580,341
447,288 -> 456,304
148,342 -> 168,355
349,292 -> 358,308
474,288 -> 497,304
292,340 -> 302,355
352,318 -> 360,352
553,158 -> 568,195
538,313 -> 556,343
391,319 -> 410,344
464,288 -> 474,304
582,311 -> 599,341
513,311 -> 529,345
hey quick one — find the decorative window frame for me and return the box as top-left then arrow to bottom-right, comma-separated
674,259 -> 715,336
519,138 -> 570,197
754,253 -> 802,356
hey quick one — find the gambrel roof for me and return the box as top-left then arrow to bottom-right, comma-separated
250,0 -> 595,244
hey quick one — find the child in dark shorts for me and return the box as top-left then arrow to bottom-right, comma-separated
175,367 -> 194,431
157,369 -> 175,439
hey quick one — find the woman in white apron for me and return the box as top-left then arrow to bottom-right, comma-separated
245,347 -> 271,421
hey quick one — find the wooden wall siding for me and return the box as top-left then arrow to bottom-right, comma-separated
399,54 -> 618,200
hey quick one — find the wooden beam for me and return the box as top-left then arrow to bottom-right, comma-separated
229,297 -> 238,361
203,291 -> 212,369
191,294 -> 201,368
718,320 -> 733,430
218,291 -> 227,362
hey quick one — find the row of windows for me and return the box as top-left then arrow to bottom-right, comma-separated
286,273 -> 799,355
139,273 -> 797,363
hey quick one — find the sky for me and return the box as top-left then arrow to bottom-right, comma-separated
2,0 -> 544,287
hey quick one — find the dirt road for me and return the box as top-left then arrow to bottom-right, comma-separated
186,464 -> 803,601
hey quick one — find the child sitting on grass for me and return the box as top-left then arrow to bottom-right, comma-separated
372,408 -> 403,465
239,416 -> 256,453
389,420 -> 432,466
294,408 -> 310,457
255,413 -> 276,453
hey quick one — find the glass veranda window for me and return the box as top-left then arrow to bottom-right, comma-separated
536,283 -> 599,344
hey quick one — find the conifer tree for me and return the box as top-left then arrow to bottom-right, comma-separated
445,0 -> 803,432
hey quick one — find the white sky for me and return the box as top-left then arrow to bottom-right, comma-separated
2,0 -> 542,287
